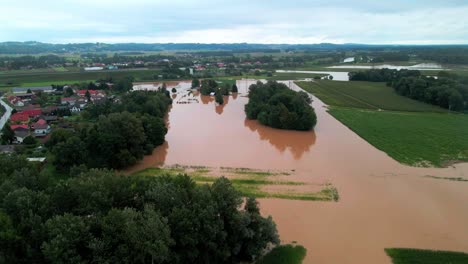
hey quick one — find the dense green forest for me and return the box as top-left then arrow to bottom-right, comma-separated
245,81 -> 317,130
349,69 -> 468,111
0,155 -> 279,263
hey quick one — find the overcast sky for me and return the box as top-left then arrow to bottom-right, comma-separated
1,0 -> 467,44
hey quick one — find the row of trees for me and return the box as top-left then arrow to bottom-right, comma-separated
47,91 -> 172,169
245,81 -> 317,130
349,69 -> 468,111
0,155 -> 279,263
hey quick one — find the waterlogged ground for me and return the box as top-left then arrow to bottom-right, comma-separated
126,80 -> 468,264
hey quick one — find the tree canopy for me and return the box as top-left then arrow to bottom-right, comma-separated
349,69 -> 468,111
245,81 -> 317,130
0,155 -> 279,263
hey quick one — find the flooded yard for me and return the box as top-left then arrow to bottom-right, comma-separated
126,80 -> 468,264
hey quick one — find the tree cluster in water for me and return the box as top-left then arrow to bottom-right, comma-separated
349,69 -> 468,111
245,81 -> 317,130
0,155 -> 279,263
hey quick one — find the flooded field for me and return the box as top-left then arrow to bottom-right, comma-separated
328,62 -> 444,70
125,80 -> 468,264
276,70 -> 349,81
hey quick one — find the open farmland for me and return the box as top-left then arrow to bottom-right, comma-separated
0,68 -> 162,88
297,80 -> 448,112
328,107 -> 468,167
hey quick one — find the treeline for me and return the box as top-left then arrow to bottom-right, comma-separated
245,81 -> 317,130
199,79 -> 236,97
0,155 -> 279,263
0,55 -> 67,70
349,69 -> 468,111
47,90 -> 172,169
414,46 -> 468,65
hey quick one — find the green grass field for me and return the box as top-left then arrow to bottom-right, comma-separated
257,245 -> 307,264
0,68 -> 163,88
385,248 -> 468,264
297,80 -> 447,112
328,107 -> 468,167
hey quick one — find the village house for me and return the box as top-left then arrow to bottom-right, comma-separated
7,96 -> 25,107
10,112 -> 30,124
13,130 -> 30,144
61,97 -> 77,105
21,109 -> 42,119
32,119 -> 51,136
76,89 -> 105,98
12,86 -> 54,94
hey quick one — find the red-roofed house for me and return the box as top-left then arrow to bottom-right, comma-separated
33,119 -> 50,136
76,90 -> 103,97
61,97 -> 77,105
11,124 -> 29,131
21,109 -> 42,118
8,96 -> 25,107
10,113 -> 29,123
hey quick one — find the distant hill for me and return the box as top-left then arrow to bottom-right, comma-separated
2,41 -> 467,54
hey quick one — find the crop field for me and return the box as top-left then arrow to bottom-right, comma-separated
328,107 -> 468,167
297,80 -> 447,112
385,248 -> 468,264
0,68 -> 163,88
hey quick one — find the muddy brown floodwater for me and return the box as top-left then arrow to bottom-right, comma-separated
126,80 -> 468,264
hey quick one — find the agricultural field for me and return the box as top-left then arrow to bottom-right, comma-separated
0,68 -> 163,88
328,107 -> 468,167
385,248 -> 468,264
297,80 -> 447,112
131,166 -> 339,201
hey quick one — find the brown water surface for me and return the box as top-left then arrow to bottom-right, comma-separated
126,80 -> 468,264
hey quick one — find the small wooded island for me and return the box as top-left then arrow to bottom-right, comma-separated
245,81 -> 317,131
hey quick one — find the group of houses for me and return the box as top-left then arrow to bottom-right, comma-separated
7,86 -> 108,144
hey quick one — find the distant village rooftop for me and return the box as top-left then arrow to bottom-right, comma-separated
13,86 -> 54,94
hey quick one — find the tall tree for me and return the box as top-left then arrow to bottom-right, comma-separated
1,124 -> 15,144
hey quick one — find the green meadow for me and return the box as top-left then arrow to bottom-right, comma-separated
328,107 -> 468,167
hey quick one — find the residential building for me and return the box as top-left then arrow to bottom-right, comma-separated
33,119 -> 51,136
12,86 -> 54,94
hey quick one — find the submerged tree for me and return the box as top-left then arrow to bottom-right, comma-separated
215,92 -> 224,105
232,84 -> 238,93
245,81 -> 316,130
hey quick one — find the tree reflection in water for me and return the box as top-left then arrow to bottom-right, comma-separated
244,118 -> 316,160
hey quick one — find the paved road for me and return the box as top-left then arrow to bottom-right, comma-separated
0,97 -> 13,131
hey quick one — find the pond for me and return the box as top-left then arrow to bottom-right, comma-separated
125,80 -> 468,264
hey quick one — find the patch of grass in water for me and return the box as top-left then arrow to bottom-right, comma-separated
256,244 -> 307,264
385,248 -> 468,264
423,175 -> 468,182
132,167 -> 338,201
